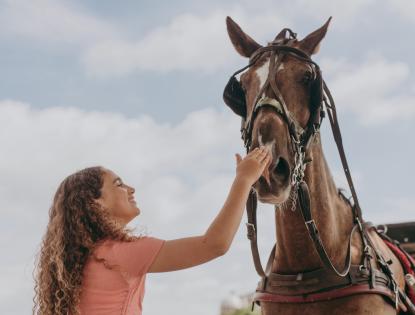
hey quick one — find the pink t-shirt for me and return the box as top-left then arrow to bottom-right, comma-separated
79,237 -> 165,315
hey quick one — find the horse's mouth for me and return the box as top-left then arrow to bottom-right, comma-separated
256,185 -> 291,204
254,156 -> 291,204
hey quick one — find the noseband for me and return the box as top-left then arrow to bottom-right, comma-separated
223,29 -> 415,313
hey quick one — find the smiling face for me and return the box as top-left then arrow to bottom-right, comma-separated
95,168 -> 139,226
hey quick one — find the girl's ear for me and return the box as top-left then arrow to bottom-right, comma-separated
94,196 -> 105,209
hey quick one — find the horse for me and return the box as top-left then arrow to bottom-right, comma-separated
223,16 -> 415,315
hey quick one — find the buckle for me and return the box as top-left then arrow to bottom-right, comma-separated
376,224 -> 388,234
246,222 -> 256,240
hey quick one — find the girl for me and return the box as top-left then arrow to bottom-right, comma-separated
33,146 -> 271,314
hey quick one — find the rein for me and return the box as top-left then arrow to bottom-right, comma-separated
224,30 -> 415,313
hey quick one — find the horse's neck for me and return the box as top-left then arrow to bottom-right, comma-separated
273,136 -> 355,273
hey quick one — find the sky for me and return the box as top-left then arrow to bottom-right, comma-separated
0,0 -> 414,314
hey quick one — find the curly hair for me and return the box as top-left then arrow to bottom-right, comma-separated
33,166 -> 139,315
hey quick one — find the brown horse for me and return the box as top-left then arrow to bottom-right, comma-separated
224,17 -> 409,315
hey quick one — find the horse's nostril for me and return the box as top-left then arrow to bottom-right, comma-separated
273,157 -> 290,183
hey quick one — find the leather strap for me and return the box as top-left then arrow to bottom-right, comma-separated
246,189 -> 266,278
297,182 -> 357,277
323,83 -> 362,222
254,283 -> 407,311
263,265 -> 390,294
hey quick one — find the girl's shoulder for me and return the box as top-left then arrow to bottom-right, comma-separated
93,237 -> 165,277
95,237 -> 164,259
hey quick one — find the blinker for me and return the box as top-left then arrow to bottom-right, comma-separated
223,76 -> 247,118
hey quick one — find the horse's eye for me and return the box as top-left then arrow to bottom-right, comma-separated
301,71 -> 314,85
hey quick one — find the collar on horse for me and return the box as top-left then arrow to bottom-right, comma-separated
223,29 -> 415,314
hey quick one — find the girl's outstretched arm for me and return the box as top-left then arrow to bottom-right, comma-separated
148,146 -> 271,273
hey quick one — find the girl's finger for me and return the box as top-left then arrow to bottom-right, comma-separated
257,149 -> 268,157
260,153 -> 271,163
249,147 -> 260,154
256,149 -> 270,161
250,146 -> 265,158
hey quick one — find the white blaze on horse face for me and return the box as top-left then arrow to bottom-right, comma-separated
255,59 -> 281,187
258,133 -> 275,187
256,59 -> 269,92
255,57 -> 284,99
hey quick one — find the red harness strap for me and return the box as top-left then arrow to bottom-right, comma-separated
384,240 -> 415,303
254,283 -> 406,311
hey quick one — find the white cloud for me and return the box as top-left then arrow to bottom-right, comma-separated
83,12 -> 229,75
81,0 -> 379,77
321,54 -> 415,125
0,0 -> 404,78
82,9 -> 292,76
0,0 -> 291,76
385,0 -> 415,21
0,99 -> 243,220
0,0 -> 119,46
0,99 -> 412,314
292,0 -> 375,27
0,99 -> 253,315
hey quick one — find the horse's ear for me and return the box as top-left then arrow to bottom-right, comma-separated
226,16 -> 262,58
299,17 -> 332,55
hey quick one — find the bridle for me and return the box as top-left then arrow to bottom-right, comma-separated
223,29 -> 415,313
224,31 -> 330,198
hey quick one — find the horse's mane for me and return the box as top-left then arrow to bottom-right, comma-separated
338,188 -> 353,207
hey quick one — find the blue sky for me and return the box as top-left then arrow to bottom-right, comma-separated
0,0 -> 414,314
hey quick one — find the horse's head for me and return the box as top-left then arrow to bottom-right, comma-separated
224,17 -> 331,205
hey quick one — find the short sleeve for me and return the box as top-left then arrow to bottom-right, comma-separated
107,237 -> 165,277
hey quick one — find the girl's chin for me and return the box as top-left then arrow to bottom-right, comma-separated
132,206 -> 140,217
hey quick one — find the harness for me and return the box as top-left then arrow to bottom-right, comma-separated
223,29 -> 415,313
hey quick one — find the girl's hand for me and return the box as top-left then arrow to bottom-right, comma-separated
235,146 -> 272,185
